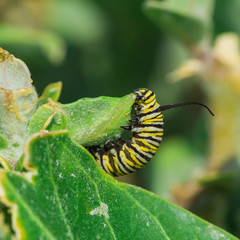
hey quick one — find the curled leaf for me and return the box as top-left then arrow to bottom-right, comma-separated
0,48 -> 37,168
28,93 -> 135,147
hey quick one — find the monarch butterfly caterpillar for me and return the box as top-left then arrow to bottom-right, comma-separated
88,88 -> 214,177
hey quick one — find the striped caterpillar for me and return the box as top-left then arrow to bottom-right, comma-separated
88,89 -> 213,177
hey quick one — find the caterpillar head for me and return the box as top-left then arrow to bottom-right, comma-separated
134,89 -> 157,113
134,88 -> 155,105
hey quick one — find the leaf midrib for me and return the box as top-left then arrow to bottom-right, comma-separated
46,138 -> 75,240
62,143 -> 118,240
4,177 -> 56,240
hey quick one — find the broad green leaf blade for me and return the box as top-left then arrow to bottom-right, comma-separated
62,94 -> 135,146
37,82 -> 62,108
28,93 -> 135,146
0,131 -> 237,239
143,0 -> 214,45
0,134 -> 8,150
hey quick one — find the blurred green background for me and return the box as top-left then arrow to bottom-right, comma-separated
1,0 -> 240,237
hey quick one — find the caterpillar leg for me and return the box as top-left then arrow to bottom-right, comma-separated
104,140 -> 117,151
88,88 -> 163,177
120,125 -> 132,131
130,115 -> 140,125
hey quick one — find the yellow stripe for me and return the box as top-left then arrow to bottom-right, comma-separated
146,104 -> 159,112
144,94 -> 155,104
132,141 -> 155,154
134,138 -> 158,151
137,132 -> 163,137
124,145 -> 144,167
120,150 -> 135,167
112,156 -> 122,175
143,118 -> 163,123
142,114 -> 163,121
144,90 -> 152,96
103,155 -> 114,173
139,128 -> 164,133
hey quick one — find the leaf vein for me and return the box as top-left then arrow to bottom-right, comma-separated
61,143 -> 118,240
4,177 -> 57,240
46,138 -> 75,240
121,187 -> 171,240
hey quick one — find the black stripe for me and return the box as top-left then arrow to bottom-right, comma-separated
104,156 -> 116,175
126,141 -> 147,164
116,149 -> 134,173
143,91 -> 154,102
133,134 -> 162,144
122,149 -> 139,170
141,89 -> 148,95
133,140 -> 156,156
127,141 -> 151,162
130,145 -> 151,162
148,101 -> 157,109
134,138 -> 159,149
108,154 -> 122,176
135,89 -> 148,99
135,130 -> 163,134
139,114 -> 163,122
133,143 -> 155,158
135,123 -> 163,129
99,155 -> 109,174
137,106 -> 162,118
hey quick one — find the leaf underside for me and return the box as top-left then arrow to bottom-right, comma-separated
0,131 -> 236,240
28,93 -> 135,147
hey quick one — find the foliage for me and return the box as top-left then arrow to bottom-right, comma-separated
144,0 -> 240,237
0,0 -> 240,238
0,131 -> 236,240
0,48 -> 237,239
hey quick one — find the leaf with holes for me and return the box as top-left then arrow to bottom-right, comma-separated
0,131 -> 237,239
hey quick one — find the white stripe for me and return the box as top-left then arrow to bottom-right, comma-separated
137,134 -> 163,142
142,121 -> 163,125
132,126 -> 163,133
119,151 -> 136,172
128,146 -> 149,164
139,150 -> 153,158
100,156 -> 112,174
124,146 -> 145,167
139,112 -> 162,121
138,138 -> 160,147
110,149 -> 129,174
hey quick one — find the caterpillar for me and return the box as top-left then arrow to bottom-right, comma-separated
88,88 -> 214,177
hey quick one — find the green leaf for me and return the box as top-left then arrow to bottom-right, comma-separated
37,82 -> 62,108
143,0 -> 215,45
0,131 -> 237,239
0,134 -> 8,150
0,48 -> 37,167
28,94 -> 135,147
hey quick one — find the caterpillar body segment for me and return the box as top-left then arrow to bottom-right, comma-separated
88,89 -> 164,176
88,88 -> 214,177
